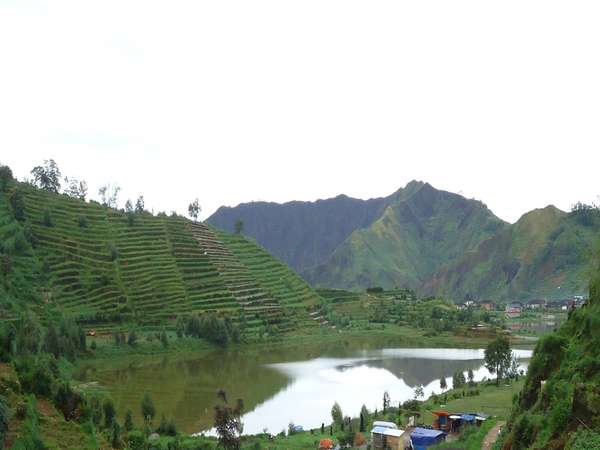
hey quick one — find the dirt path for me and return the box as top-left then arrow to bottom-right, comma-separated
482,420 -> 506,450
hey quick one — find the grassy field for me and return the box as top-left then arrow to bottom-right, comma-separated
422,380 -> 524,425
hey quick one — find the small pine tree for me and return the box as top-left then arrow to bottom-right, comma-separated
103,398 -> 116,428
440,377 -> 447,390
110,420 -> 121,448
124,410 -> 133,432
127,330 -> 137,346
141,393 -> 155,424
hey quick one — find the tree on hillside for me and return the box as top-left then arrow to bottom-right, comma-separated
214,390 -> 244,450
413,385 -> 424,401
234,219 -> 244,235
124,410 -> 133,432
135,195 -> 145,214
103,398 -> 116,428
331,402 -> 343,427
141,393 -> 155,424
9,190 -> 25,221
0,395 -> 8,447
440,377 -> 447,391
484,336 -> 512,386
468,369 -> 475,386
98,184 -> 120,208
188,199 -> 201,222
63,177 -> 88,200
383,391 -> 390,412
452,371 -> 466,389
31,159 -> 62,192
0,165 -> 13,192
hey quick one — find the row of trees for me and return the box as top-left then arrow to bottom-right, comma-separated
3,160 -> 205,221
176,313 -> 242,346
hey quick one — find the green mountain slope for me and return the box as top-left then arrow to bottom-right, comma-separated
207,194 -> 390,272
302,182 -> 508,290
209,181 -> 598,300
423,206 -> 598,300
501,254 -> 600,449
0,182 -> 321,335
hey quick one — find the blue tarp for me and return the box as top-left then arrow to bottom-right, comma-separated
461,414 -> 476,423
410,428 -> 446,450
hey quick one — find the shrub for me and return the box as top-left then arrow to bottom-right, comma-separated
568,430 -> 600,450
42,209 -> 53,227
77,215 -> 88,228
127,430 -> 147,450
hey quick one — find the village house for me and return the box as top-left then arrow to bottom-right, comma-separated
479,301 -> 495,311
526,299 -> 546,310
505,302 -> 523,318
371,421 -> 404,450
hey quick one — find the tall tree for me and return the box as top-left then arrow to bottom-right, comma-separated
135,195 -> 145,214
31,159 -> 62,192
124,410 -> 133,432
188,199 -> 201,222
214,390 -> 244,450
413,385 -> 424,401
331,402 -> 343,426
440,377 -> 447,390
63,177 -> 88,200
140,393 -> 155,424
234,219 -> 244,235
383,391 -> 390,412
98,184 -> 120,208
103,398 -> 116,428
484,336 -> 512,386
0,165 -> 13,192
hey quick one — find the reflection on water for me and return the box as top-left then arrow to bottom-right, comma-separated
76,344 -> 532,435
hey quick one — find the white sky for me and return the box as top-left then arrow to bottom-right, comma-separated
1,1 -> 598,223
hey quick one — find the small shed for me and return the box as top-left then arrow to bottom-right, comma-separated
431,411 -> 450,431
410,428 -> 446,450
371,426 -> 404,450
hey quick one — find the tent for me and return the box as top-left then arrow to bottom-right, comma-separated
410,427 -> 446,450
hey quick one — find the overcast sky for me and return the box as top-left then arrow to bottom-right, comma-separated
1,1 -> 598,223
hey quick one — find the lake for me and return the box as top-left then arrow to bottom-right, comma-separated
75,341 -> 532,435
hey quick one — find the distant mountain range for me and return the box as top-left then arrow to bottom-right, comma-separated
207,181 -> 598,300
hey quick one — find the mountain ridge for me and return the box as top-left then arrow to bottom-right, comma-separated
208,182 -> 596,300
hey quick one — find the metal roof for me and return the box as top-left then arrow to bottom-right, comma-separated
372,420 -> 398,429
371,426 -> 404,437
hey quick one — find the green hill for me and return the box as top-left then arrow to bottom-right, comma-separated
302,182 -> 507,290
0,180 -> 321,336
500,253 -> 600,449
424,205 -> 598,300
207,193 -> 390,272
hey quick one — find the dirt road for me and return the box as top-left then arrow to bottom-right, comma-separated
482,421 -> 505,450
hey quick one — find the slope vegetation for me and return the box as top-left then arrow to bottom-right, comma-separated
0,183 -> 320,335
303,182 -> 507,290
500,254 -> 600,449
208,193 -> 390,272
424,206 -> 599,300
209,182 -> 598,300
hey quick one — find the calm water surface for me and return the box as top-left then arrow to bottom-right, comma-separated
76,341 -> 532,435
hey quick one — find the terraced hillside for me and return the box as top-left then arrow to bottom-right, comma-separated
0,183 -> 321,335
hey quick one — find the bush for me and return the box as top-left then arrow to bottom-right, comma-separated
127,430 -> 147,450
42,209 -> 53,227
77,215 -> 88,228
568,430 -> 600,450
